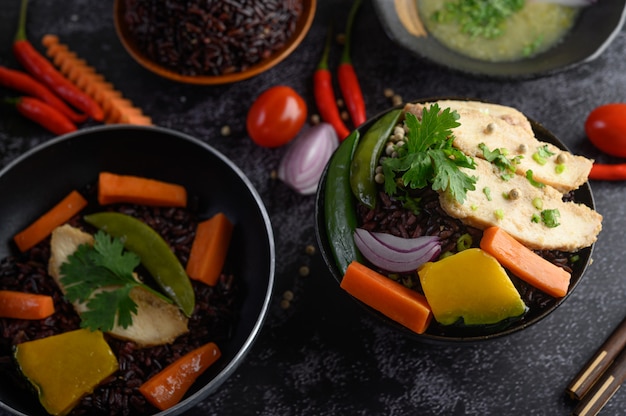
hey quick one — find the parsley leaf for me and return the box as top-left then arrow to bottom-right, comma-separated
382,104 -> 477,204
479,143 -> 522,181
60,230 -> 165,332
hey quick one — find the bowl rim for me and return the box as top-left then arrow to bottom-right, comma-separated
0,124 -> 276,416
314,97 -> 597,343
372,0 -> 626,79
113,0 -> 317,85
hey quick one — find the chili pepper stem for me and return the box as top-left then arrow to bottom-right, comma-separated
15,0 -> 28,42
318,26 -> 333,70
341,0 -> 363,64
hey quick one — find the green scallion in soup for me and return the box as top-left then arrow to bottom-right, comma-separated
417,0 -> 580,62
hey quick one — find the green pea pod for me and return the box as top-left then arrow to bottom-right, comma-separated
84,212 -> 195,317
349,109 -> 402,209
324,129 -> 363,275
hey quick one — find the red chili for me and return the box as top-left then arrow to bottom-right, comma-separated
588,163 -> 626,181
314,28 -> 351,141
12,0 -> 103,122
6,96 -> 77,135
0,66 -> 87,123
337,0 -> 366,127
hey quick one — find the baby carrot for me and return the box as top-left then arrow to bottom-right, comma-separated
480,226 -> 571,298
13,189 -> 88,252
186,213 -> 234,286
139,341 -> 221,411
340,261 -> 432,334
0,290 -> 55,320
98,172 -> 187,207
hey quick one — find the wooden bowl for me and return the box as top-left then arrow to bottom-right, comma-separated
113,0 -> 316,85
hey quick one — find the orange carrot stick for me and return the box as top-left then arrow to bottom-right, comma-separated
13,189 -> 88,252
139,341 -> 221,411
98,172 -> 187,207
480,226 -> 571,298
186,213 -> 233,286
41,34 -> 152,125
0,290 -> 55,320
340,261 -> 432,334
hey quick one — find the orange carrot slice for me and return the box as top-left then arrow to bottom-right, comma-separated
139,341 -> 221,411
186,213 -> 234,286
0,290 -> 55,320
13,189 -> 88,252
41,35 -> 152,125
480,226 -> 571,298
98,172 -> 187,207
340,261 -> 432,334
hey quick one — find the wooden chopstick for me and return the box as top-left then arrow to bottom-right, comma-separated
567,316 -> 626,400
572,346 -> 626,416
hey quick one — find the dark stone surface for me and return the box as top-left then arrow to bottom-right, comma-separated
1,1 -> 625,415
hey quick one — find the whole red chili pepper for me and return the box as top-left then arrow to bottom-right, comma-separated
314,27 -> 351,141
337,0 -> 366,128
589,163 -> 626,181
5,96 -> 77,135
12,0 -> 103,122
0,66 -> 87,123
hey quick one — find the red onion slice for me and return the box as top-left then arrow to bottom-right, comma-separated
353,228 -> 441,273
278,122 -> 339,195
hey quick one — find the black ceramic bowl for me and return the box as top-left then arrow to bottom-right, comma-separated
314,98 -> 596,343
0,125 -> 275,415
373,0 -> 626,79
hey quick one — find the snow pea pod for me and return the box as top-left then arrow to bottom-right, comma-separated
324,129 -> 362,275
84,212 -> 195,317
349,109 -> 402,209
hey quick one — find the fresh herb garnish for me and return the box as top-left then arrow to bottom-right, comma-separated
60,230 -> 170,332
532,145 -> 555,166
541,209 -> 561,228
479,143 -> 522,180
525,169 -> 545,188
431,0 -> 525,39
382,104 -> 477,204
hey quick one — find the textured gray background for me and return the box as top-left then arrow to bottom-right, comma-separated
1,0 -> 626,415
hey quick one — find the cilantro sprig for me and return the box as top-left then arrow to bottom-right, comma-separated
60,230 -> 170,332
381,104 -> 477,204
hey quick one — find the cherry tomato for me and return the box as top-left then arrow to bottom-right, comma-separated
246,86 -> 307,148
585,103 -> 626,158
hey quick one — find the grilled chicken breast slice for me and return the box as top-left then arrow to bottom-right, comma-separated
48,224 -> 189,348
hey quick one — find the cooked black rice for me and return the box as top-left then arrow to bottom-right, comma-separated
0,185 -> 240,415
357,186 -> 581,336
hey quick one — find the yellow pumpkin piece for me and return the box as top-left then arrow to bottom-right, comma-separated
14,329 -> 118,416
418,248 -> 526,326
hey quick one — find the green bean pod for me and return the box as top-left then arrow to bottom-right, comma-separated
84,212 -> 195,317
349,109 -> 402,209
324,129 -> 362,275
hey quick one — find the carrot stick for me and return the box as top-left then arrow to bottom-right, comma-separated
98,172 -> 187,207
41,34 -> 152,125
340,261 -> 432,334
13,189 -> 88,252
139,341 -> 221,411
0,290 -> 55,320
186,213 -> 234,286
480,226 -> 571,298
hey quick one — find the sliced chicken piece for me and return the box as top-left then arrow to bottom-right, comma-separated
438,158 -> 602,252
48,224 -> 189,348
404,100 -> 593,193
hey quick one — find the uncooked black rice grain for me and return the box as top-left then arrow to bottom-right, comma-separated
123,0 -> 303,76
